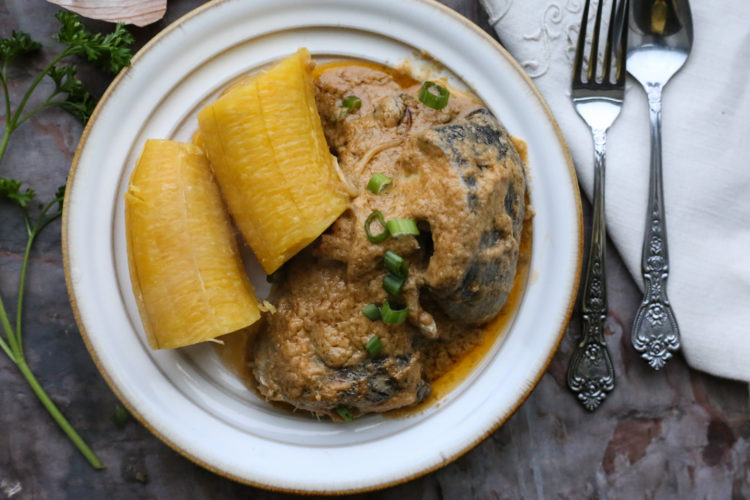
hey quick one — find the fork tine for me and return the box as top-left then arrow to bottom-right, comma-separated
615,0 -> 630,86
602,0 -> 617,82
588,0 -> 605,82
572,0 -> 591,84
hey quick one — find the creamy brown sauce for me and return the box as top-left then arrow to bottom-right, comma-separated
216,60 -> 531,420
312,60 -> 419,89
217,213 -> 531,417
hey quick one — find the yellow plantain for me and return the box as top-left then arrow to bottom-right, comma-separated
198,48 -> 350,274
125,139 -> 261,349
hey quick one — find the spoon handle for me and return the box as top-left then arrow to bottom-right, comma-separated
567,128 -> 615,411
632,86 -> 681,370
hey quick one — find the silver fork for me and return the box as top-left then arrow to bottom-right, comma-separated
566,0 -> 629,411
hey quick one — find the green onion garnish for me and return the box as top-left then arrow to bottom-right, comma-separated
362,303 -> 381,321
383,273 -> 406,296
336,406 -> 355,422
342,95 -> 362,112
381,300 -> 409,324
367,173 -> 392,194
386,218 -> 419,238
365,210 -> 389,243
419,81 -> 450,110
365,336 -> 384,358
384,250 -> 408,278
336,96 -> 362,123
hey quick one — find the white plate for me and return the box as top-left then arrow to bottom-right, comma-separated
63,0 -> 581,493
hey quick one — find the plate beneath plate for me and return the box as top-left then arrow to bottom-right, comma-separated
63,0 -> 581,493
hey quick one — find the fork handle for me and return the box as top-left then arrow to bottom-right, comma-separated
567,128 -> 615,411
631,86 -> 681,370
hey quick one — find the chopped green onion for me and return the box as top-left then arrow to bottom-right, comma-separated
336,96 -> 362,123
384,250 -> 408,278
381,300 -> 409,324
362,303 -> 381,321
419,81 -> 450,110
365,336 -> 384,358
383,273 -> 406,296
336,406 -> 355,422
365,210 -> 389,243
367,173 -> 392,194
386,218 -> 419,238
342,95 -> 362,112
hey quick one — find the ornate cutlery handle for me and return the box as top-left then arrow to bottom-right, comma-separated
567,128 -> 615,411
632,86 -> 681,369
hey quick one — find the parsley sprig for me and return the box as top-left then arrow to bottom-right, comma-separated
0,12 -> 134,470
0,11 -> 134,161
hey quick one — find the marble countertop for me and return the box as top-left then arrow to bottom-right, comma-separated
1,1 -> 748,498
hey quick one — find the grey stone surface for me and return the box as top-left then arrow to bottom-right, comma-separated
1,1 -> 748,499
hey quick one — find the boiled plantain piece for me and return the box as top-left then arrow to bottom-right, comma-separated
198,48 -> 350,274
125,139 -> 261,350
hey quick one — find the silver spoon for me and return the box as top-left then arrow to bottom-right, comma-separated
627,0 -> 693,370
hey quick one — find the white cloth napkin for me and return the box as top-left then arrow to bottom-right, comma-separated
479,0 -> 750,381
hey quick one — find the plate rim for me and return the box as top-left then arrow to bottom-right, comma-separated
62,0 -> 582,494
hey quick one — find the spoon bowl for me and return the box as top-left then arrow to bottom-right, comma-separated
627,0 -> 693,87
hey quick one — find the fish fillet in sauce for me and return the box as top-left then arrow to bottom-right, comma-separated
251,63 -> 527,418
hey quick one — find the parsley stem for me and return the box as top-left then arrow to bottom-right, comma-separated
0,78 -> 10,165
1,53 -> 66,168
14,220 -> 35,355
15,357 -> 104,469
15,100 -> 61,129
0,335 -> 12,360
0,198 -> 102,469
36,198 -> 63,233
1,64 -> 11,127
9,49 -> 70,130
0,298 -> 16,359
11,200 -> 62,358
0,295 -> 20,355
0,125 -> 9,172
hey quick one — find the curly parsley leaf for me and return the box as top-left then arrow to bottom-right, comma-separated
0,178 -> 36,208
0,31 -> 41,65
1,12 -> 134,129
48,64 -> 95,124
55,11 -> 134,75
